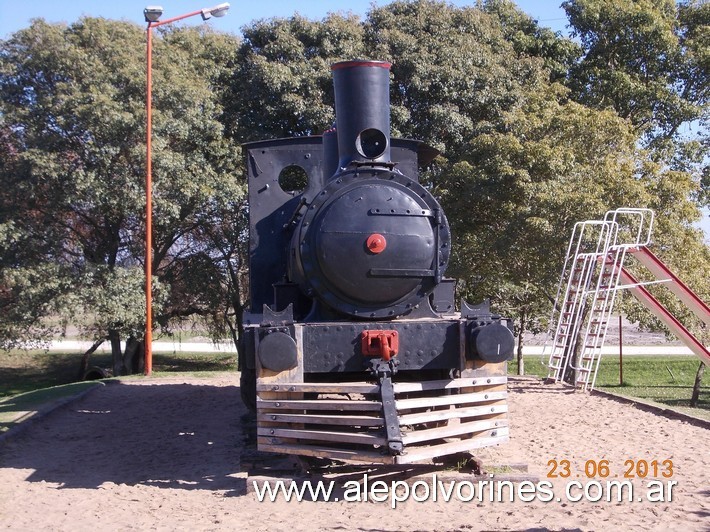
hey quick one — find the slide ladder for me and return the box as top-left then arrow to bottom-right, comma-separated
545,219 -> 621,384
544,208 -> 709,389
573,246 -> 627,390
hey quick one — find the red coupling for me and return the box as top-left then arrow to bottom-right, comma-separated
361,330 -> 399,361
366,233 -> 387,254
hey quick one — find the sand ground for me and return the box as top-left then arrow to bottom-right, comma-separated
0,374 -> 707,531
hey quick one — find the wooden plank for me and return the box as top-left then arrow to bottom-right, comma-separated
258,427 -> 387,446
257,398 -> 382,411
393,376 -> 507,393
396,390 -> 507,411
398,404 -> 508,425
258,443 -> 395,464
396,429 -> 510,464
402,418 -> 508,445
256,376 -> 508,394
257,382 -> 380,394
257,412 -> 383,427
461,360 -> 507,378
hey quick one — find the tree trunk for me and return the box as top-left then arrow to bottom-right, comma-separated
133,340 -> 146,375
77,337 -> 107,380
109,329 -> 124,377
517,310 -> 525,376
690,362 -> 705,408
563,305 -> 589,386
122,336 -> 139,375
563,333 -> 585,386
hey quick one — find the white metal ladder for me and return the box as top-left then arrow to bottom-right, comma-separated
544,208 -> 655,390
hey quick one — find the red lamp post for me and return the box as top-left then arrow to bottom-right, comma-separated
143,3 -> 230,376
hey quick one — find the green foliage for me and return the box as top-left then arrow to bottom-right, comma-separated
564,0 -> 698,135
444,82 -> 653,343
483,0 -> 582,81
365,0 -> 544,155
562,0 -> 709,212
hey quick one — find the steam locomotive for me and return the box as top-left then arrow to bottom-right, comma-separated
240,60 -> 514,464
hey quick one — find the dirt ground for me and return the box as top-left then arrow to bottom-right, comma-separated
0,374 -> 707,531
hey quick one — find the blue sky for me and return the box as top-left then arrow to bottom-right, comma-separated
0,1 -> 569,38
0,0 -> 707,237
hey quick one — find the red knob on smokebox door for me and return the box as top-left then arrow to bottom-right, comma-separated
366,233 -> 387,254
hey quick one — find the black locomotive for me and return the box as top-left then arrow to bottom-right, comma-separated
240,60 -> 514,464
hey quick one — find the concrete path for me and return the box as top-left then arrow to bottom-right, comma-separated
42,340 -> 694,356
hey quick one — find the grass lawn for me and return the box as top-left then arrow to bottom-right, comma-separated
0,350 -> 236,398
0,381 -> 99,433
509,355 -> 709,420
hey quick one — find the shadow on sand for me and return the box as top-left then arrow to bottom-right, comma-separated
0,380 -> 249,495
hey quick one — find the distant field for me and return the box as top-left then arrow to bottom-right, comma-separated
510,355 -> 709,420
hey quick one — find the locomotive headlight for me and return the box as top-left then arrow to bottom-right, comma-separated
356,128 -> 388,159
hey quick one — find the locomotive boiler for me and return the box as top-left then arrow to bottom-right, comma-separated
240,60 -> 514,464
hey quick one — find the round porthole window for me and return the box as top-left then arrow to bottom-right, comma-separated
278,165 -> 309,194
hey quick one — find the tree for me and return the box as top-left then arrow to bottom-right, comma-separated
442,83 -> 657,372
563,0 -> 704,137
563,0 -> 709,347
563,0 -> 709,209
365,0 -> 545,157
0,19 -> 244,374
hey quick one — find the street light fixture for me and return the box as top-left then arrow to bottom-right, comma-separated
143,6 -> 164,23
202,2 -> 230,19
143,2 -> 230,376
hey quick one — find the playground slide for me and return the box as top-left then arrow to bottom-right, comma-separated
619,267 -> 709,365
629,246 -> 710,326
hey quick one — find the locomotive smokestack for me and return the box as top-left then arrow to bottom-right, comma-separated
331,60 -> 391,169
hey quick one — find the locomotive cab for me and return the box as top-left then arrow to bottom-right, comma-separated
241,60 -> 514,464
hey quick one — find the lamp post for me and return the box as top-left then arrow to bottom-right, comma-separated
144,3 -> 230,376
